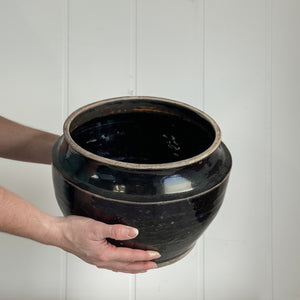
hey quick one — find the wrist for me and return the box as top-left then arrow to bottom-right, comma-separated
42,216 -> 66,248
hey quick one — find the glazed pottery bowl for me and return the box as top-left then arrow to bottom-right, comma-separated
52,96 -> 232,267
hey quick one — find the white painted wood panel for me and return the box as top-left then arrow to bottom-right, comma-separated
65,1 -> 135,299
272,1 -> 300,299
136,0 -> 204,103
135,1 -> 205,299
204,1 -> 272,299
67,0 -> 134,112
0,1 -> 64,299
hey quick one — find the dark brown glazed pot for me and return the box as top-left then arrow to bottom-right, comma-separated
52,96 -> 232,267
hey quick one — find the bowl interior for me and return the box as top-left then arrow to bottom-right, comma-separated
70,99 -> 216,164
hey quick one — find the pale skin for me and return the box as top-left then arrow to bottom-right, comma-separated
0,116 -> 160,273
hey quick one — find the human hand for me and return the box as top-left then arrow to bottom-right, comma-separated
0,186 -> 159,273
53,215 -> 160,273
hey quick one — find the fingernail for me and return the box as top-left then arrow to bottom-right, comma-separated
147,251 -> 161,259
150,263 -> 158,269
127,227 -> 139,238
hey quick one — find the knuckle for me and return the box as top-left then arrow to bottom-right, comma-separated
127,250 -> 136,262
111,225 -> 124,239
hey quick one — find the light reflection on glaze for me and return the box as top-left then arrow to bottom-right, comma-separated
163,175 -> 192,194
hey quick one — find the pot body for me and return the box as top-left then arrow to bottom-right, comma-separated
52,96 -> 232,266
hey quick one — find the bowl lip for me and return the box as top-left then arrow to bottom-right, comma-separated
63,96 -> 222,170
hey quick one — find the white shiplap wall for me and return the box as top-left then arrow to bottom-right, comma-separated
0,1 -> 64,299
0,0 -> 299,299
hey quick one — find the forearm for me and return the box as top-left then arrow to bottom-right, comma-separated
0,116 -> 59,164
0,186 -> 60,246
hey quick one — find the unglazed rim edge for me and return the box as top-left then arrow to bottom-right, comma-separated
63,96 -> 222,171
156,246 -> 195,268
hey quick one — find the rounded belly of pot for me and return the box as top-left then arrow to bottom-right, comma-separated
52,166 -> 229,266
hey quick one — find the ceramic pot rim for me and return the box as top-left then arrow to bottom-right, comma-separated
63,96 -> 222,170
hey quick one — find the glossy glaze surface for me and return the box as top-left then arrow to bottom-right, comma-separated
52,96 -> 232,266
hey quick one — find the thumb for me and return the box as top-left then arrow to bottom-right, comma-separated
103,224 -> 139,240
